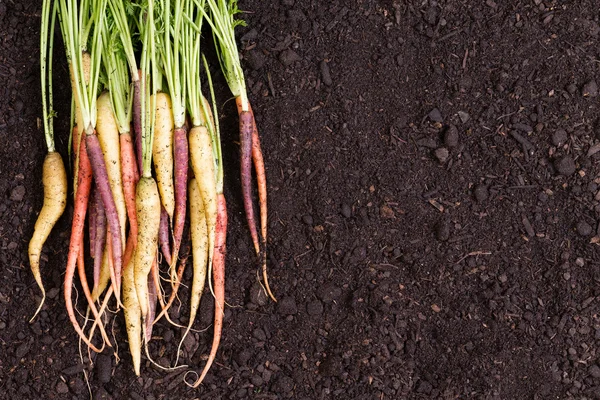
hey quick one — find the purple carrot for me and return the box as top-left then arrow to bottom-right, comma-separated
171,126 -> 188,268
239,111 -> 260,254
85,133 -> 123,300
93,187 -> 107,290
133,76 -> 143,174
159,205 -> 172,266
88,186 -> 97,257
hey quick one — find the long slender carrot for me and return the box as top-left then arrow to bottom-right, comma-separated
86,133 -> 123,301
238,110 -> 260,254
235,99 -> 274,301
64,138 -> 106,353
189,193 -> 227,387
171,125 -> 188,280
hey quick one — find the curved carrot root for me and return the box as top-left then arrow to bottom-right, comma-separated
86,133 -> 123,301
64,137 -> 107,353
122,249 -> 141,375
176,179 -> 208,367
28,151 -> 67,321
189,194 -> 227,388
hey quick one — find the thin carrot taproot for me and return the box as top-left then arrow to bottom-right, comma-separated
64,137 -> 106,353
188,193 -> 227,387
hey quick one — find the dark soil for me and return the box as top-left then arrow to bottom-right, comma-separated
3,0 -> 600,398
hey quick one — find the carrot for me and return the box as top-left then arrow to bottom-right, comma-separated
170,125 -> 188,281
86,133 -> 124,301
234,99 -> 274,301
203,0 -> 275,300
122,247 -> 142,375
176,179 -> 208,366
96,91 -> 127,249
28,152 -> 67,321
29,0 -> 67,322
120,132 -> 139,242
238,110 -> 260,254
134,176 -> 161,320
64,138 -> 106,353
188,126 -> 217,290
152,92 -> 176,221
189,193 -> 227,387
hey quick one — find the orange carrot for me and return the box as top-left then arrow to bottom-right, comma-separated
64,137 -> 107,353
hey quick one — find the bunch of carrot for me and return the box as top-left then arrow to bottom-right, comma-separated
29,0 -> 272,385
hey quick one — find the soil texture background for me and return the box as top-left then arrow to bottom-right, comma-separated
3,0 -> 600,399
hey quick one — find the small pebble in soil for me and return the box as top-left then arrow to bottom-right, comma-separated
428,108 -> 443,122
319,60 -> 332,86
444,124 -> 459,148
96,353 -> 112,383
10,185 -> 25,202
554,156 -> 576,176
250,282 -> 268,306
279,49 -> 301,66
245,50 -> 265,70
582,80 -> 598,97
278,296 -> 298,315
576,221 -> 593,236
435,219 -> 450,241
551,129 -> 568,146
341,203 -> 352,218
473,184 -> 489,202
589,365 -> 600,379
307,299 -> 324,316
56,381 -> 69,395
434,147 -> 449,163
302,215 -> 313,225
458,111 -> 470,123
